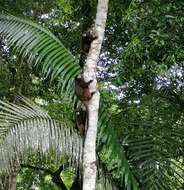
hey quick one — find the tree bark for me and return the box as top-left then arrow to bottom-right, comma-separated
82,1 -> 109,190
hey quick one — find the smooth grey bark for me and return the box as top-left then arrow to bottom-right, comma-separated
82,0 -> 109,190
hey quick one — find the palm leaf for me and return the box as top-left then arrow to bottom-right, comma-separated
0,97 -> 121,190
97,100 -> 139,190
97,161 -> 120,190
0,13 -> 80,94
121,118 -> 184,190
0,96 -> 82,175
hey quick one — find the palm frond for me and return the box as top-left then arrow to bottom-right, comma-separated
97,100 -> 139,190
97,161 -> 120,190
0,96 -> 82,175
0,97 -> 122,189
121,118 -> 184,190
0,13 -> 80,94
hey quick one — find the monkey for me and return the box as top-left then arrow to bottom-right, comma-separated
75,76 -> 95,102
76,31 -> 97,101
81,31 -> 97,53
74,76 -> 96,137
74,73 -> 97,137
74,75 -> 95,137
74,77 -> 96,137
79,31 -> 97,68
74,31 -> 97,137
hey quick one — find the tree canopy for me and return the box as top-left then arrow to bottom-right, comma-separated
0,0 -> 184,190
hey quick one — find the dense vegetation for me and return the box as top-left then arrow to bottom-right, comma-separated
0,0 -> 183,189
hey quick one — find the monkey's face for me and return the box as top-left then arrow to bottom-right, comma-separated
82,31 -> 90,37
82,31 -> 95,43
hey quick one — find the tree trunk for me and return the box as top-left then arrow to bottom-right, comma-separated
82,0 -> 109,190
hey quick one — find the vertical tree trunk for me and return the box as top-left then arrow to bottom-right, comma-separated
82,1 -> 109,190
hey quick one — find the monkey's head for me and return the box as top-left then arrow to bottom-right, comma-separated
82,31 -> 97,44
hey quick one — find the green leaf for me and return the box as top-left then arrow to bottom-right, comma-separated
0,13 -> 80,95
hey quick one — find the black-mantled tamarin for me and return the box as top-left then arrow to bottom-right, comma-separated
74,31 -> 97,137
79,31 -> 97,68
74,77 -> 96,137
74,74 -> 96,137
75,76 -> 95,102
81,31 -> 97,53
76,30 -> 97,101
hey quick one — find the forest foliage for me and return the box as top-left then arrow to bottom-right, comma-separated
0,0 -> 184,189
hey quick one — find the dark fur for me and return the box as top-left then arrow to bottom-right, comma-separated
79,31 -> 97,68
